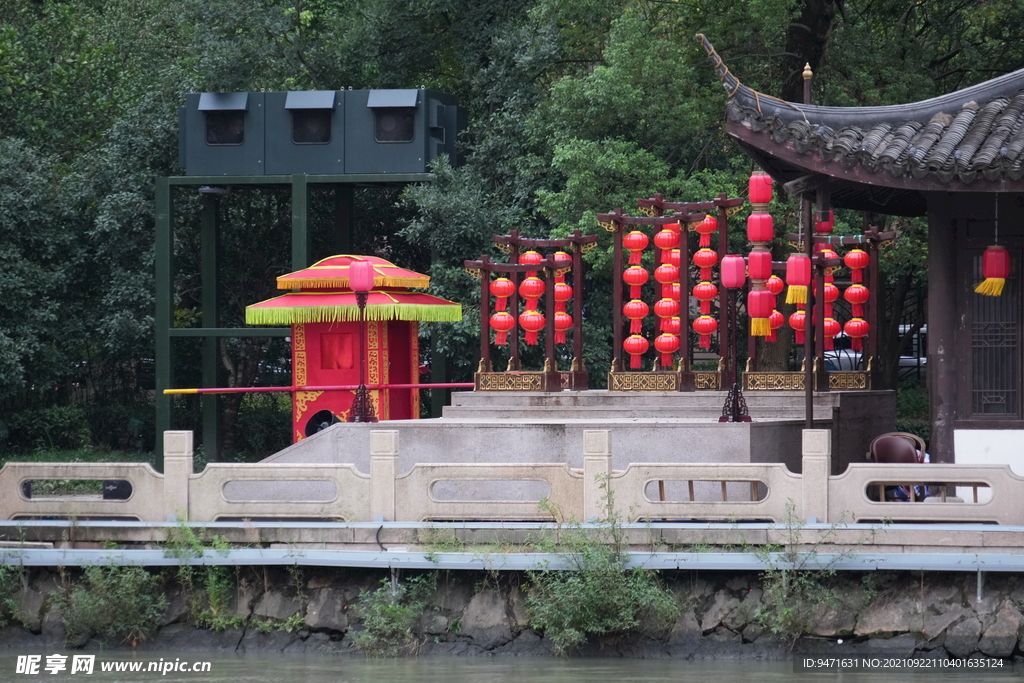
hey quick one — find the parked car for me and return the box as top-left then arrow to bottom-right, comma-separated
820,327 -> 927,381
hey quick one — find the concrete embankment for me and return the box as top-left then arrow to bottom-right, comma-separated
1,567 -> 1023,659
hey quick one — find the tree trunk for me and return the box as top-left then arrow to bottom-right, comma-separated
782,1 -> 842,103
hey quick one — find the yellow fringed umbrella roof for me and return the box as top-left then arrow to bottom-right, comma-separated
246,290 -> 462,325
276,255 -> 430,290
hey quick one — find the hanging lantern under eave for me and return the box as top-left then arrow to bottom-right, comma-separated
554,311 -> 573,344
664,248 -> 681,268
490,311 -> 516,345
785,254 -> 811,304
664,282 -> 682,302
749,171 -> 773,204
824,317 -> 841,350
623,230 -> 649,265
693,248 -> 719,280
975,245 -> 1011,296
823,282 -> 839,303
766,274 -> 785,296
748,250 -> 773,280
721,255 -> 746,289
654,263 -> 680,284
654,333 -> 680,368
748,290 -> 774,337
844,283 -> 870,318
814,210 -> 835,233
623,334 -> 649,369
844,248 -> 869,283
746,213 -> 774,243
663,316 -> 682,336
519,250 -> 543,276
693,314 -> 718,349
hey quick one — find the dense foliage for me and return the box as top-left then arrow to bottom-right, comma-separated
1,0 -> 1020,455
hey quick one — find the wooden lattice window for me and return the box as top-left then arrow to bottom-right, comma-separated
970,250 -> 1020,416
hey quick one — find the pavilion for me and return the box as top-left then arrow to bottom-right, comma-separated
698,35 -> 1024,465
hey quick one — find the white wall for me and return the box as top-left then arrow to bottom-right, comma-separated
954,429 -> 1024,503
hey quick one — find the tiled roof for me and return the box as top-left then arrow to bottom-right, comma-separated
696,34 -> 1024,185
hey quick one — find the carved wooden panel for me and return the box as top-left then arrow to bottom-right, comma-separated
608,371 -> 680,391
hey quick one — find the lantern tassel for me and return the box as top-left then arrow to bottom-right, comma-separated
660,352 -> 673,367
496,331 -> 508,345
699,334 -> 711,349
851,337 -> 863,352
628,250 -> 641,266
630,319 -> 642,334
825,338 -> 834,351
630,353 -> 642,369
974,277 -> 1005,297
555,330 -> 567,344
786,285 -> 807,305
699,234 -> 711,248
495,298 -> 507,312
525,330 -> 539,346
795,331 -> 805,345
767,330 -> 777,342
751,317 -> 770,337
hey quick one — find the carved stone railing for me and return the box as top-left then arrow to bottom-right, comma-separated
0,430 -> 1019,526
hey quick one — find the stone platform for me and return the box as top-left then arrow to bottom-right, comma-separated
264,390 -> 894,476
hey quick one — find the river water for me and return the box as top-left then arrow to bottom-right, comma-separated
3,654 -> 1022,683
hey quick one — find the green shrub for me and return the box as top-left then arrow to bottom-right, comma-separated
353,573 -> 435,656
525,487 -> 678,654
55,566 -> 166,645
0,565 -> 24,627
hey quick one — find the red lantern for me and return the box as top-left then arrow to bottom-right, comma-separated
695,215 -> 717,248
824,317 -> 840,339
623,334 -> 649,369
663,316 -> 682,336
748,290 -> 774,336
785,254 -> 811,304
844,283 -> 869,318
823,283 -> 839,303
814,210 -> 834,233
746,213 -> 774,243
844,248 -> 869,271
844,283 -> 869,305
623,230 -> 648,265
748,250 -> 772,280
766,274 -> 784,295
519,250 -> 543,277
975,245 -> 1011,296
664,282 -> 682,302
664,248 -> 681,268
788,309 -> 807,344
490,277 -> 515,311
693,315 -> 718,349
654,297 -> 681,320
692,281 -> 718,316
554,311 -> 573,344
518,310 -> 545,346
519,275 -> 545,310
844,318 -> 869,351
553,250 -> 572,270
490,311 -> 515,345
721,255 -> 746,289
654,263 -> 680,284
623,299 -> 649,335
767,309 -> 784,342
693,247 -> 718,280
665,222 -> 681,233
554,281 -> 573,313
623,265 -> 648,299
654,229 -> 680,251
654,333 -> 680,368
749,171 -> 773,204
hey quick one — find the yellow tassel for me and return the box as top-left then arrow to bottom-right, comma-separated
785,285 -> 807,305
974,278 -> 1005,297
750,317 -> 771,337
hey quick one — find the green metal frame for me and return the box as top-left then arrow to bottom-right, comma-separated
154,173 -> 433,470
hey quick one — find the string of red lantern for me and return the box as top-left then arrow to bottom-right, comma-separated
746,172 -> 775,337
553,251 -> 573,344
489,276 -> 516,345
518,250 -> 545,346
843,248 -> 870,351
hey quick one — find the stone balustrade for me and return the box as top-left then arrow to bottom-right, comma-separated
0,429 -> 1018,525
